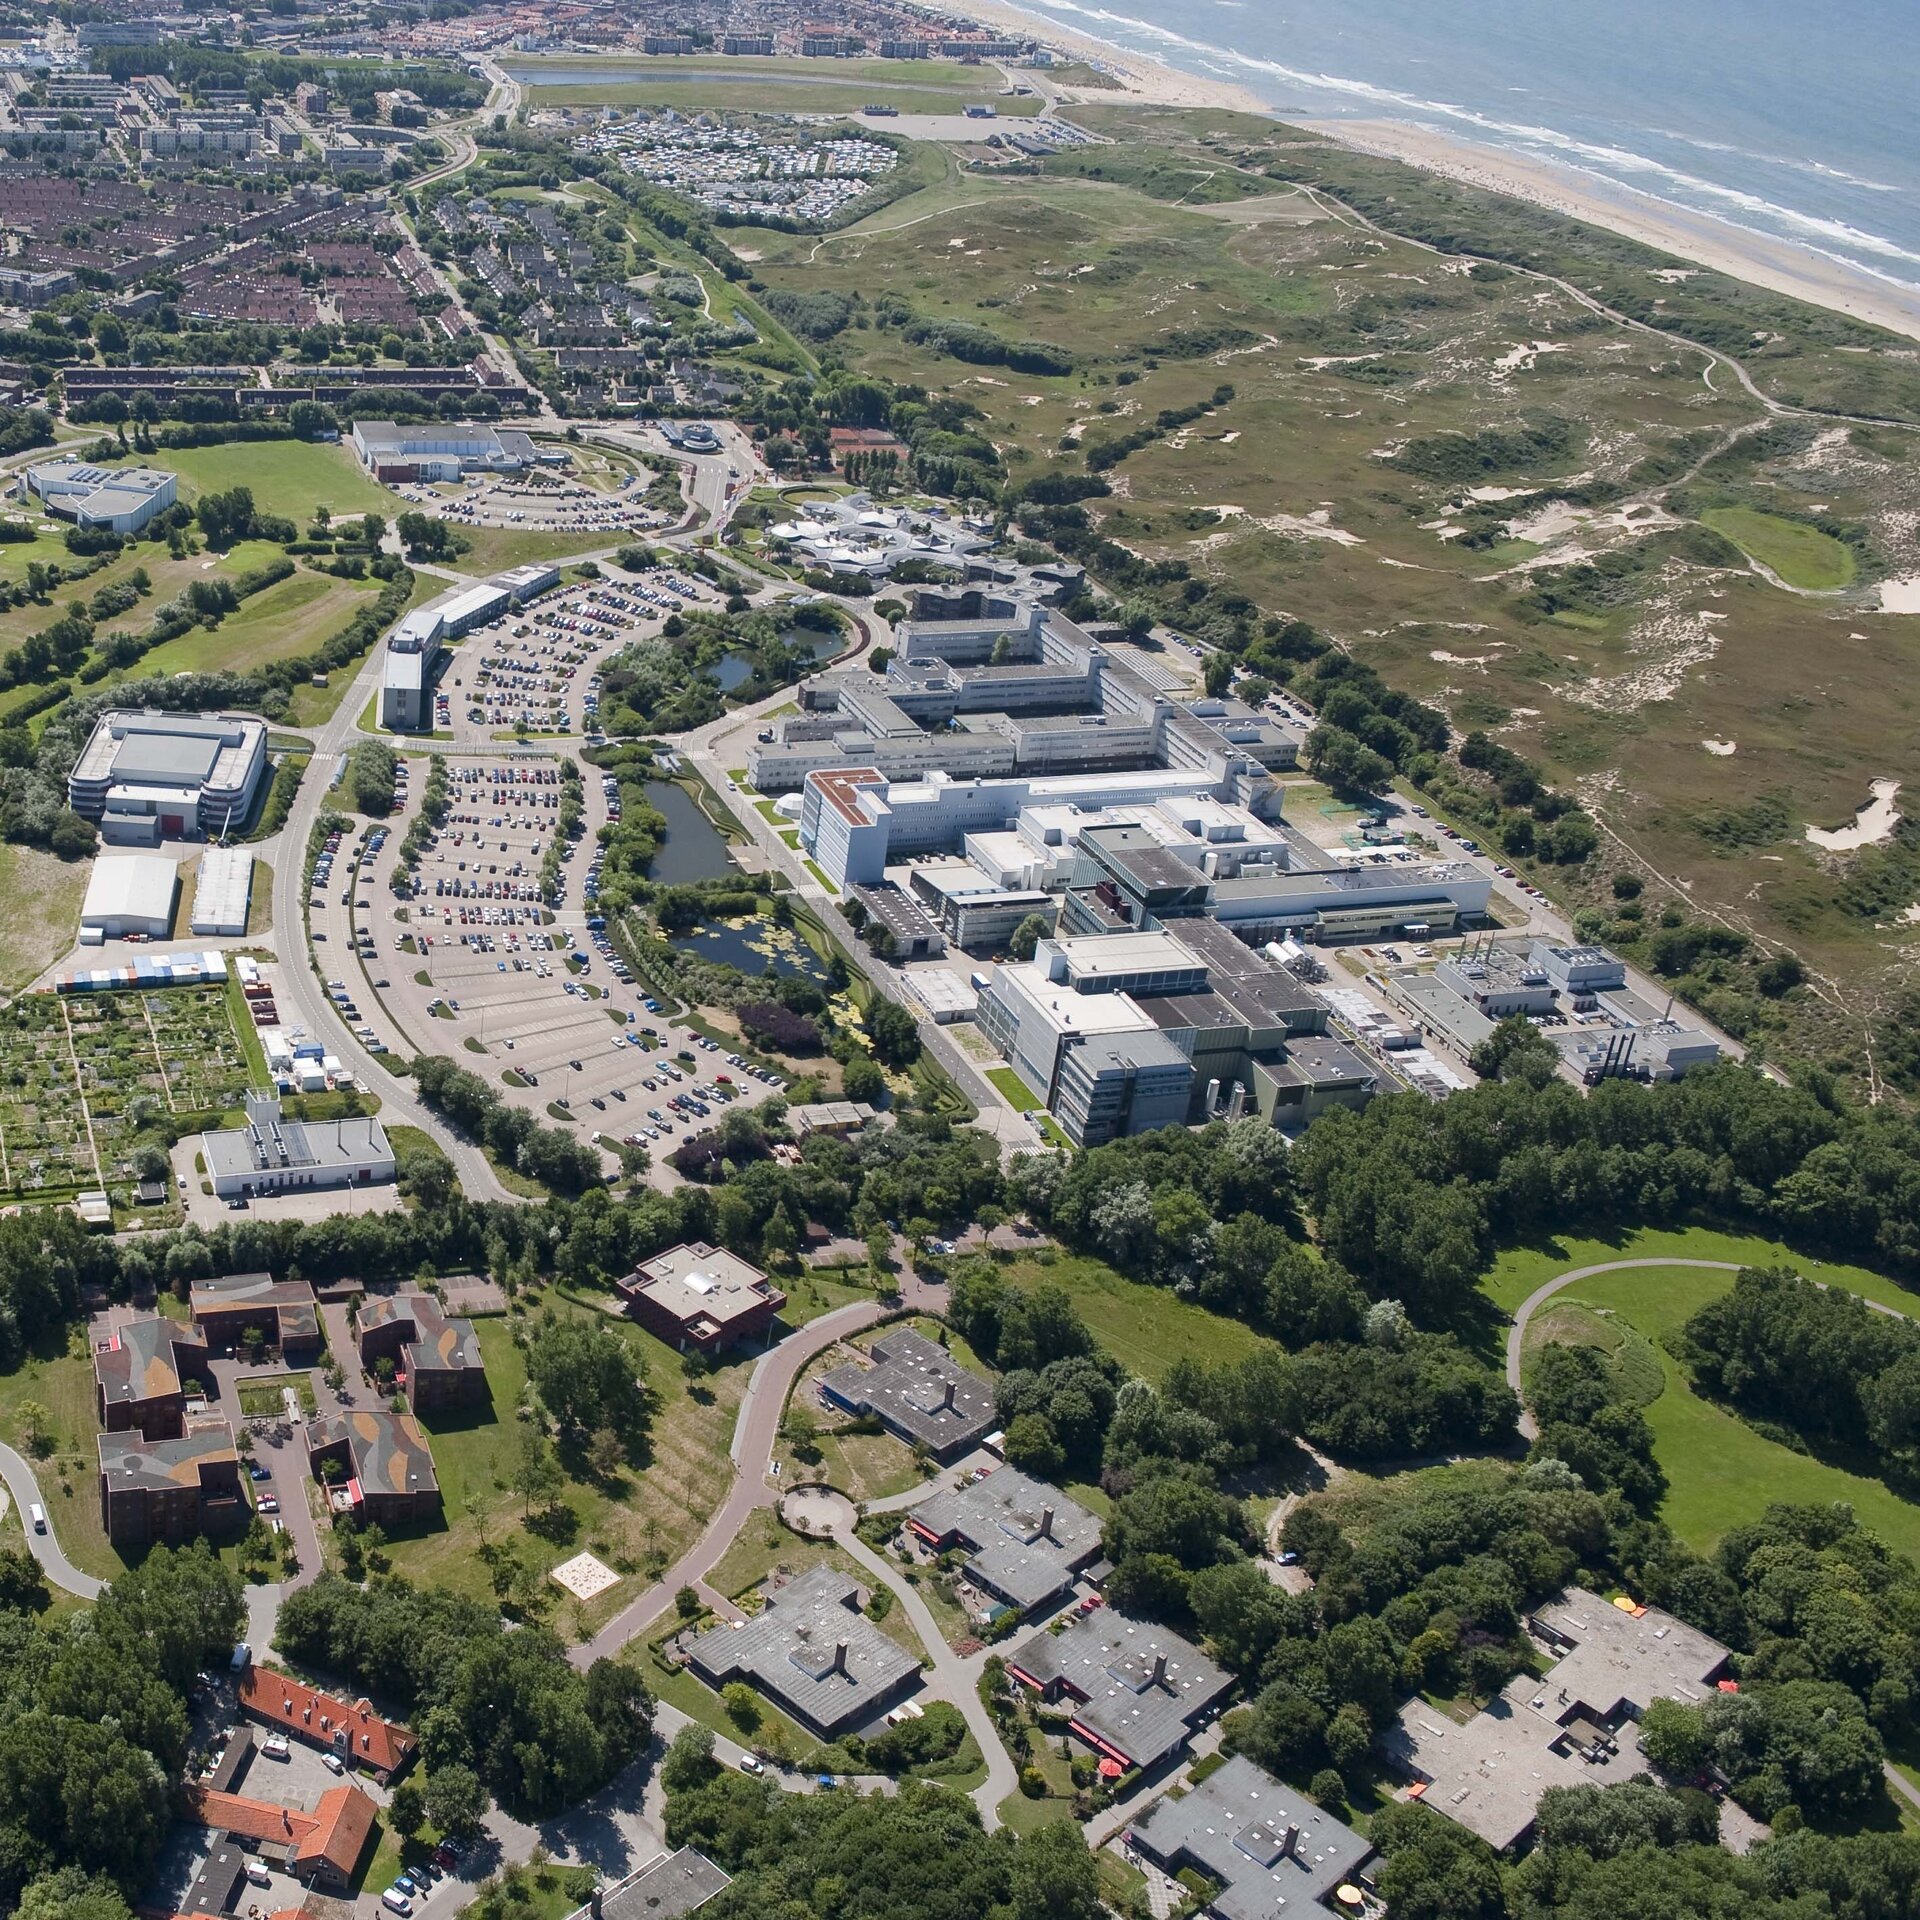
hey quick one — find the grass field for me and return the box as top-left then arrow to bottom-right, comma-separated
515,52 -> 1043,115
0,1327 -> 129,1582
0,843 -> 88,989
139,567 -> 385,678
1701,506 -> 1857,590
1538,1263 -> 1920,1561
158,440 -> 405,524
984,1066 -> 1041,1109
1482,1224 -> 1920,1320
991,1249 -> 1268,1383
383,1303 -> 748,1636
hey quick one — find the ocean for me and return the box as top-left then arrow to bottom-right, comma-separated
1013,0 -> 1920,292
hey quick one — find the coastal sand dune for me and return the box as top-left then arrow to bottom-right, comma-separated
940,0 -> 1920,343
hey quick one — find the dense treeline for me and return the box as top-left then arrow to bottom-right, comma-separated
1680,1265 -> 1920,1477
0,1546 -> 243,1905
662,1731 -> 1103,1920
276,1574 -> 654,1814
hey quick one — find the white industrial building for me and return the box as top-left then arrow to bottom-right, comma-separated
24,460 -> 176,535
188,846 -> 254,935
379,563 -> 561,731
80,853 -> 179,939
201,1094 -> 396,1200
350,420 -> 550,482
67,710 -> 269,843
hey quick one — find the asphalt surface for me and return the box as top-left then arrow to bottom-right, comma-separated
0,1441 -> 103,1599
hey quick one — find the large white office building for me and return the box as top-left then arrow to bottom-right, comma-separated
67,710 -> 269,843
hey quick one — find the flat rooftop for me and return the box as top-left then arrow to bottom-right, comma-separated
685,1563 -> 919,1735
618,1241 -> 781,1333
95,1316 -> 197,1408
310,1409 -> 438,1501
820,1328 -> 996,1455
1131,1754 -> 1373,1919
97,1422 -> 238,1493
1008,1608 -> 1231,1771
577,1850 -> 731,1920
909,1467 -> 1103,1612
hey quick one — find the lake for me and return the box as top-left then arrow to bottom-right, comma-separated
710,629 -> 845,695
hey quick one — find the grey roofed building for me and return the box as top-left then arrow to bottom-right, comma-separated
684,1564 -> 921,1736
568,1850 -> 730,1920
818,1328 -> 995,1461
1382,1587 -> 1730,1852
1130,1755 -> 1373,1919
201,1096 -> 395,1199
907,1466 -> 1103,1615
1007,1607 -> 1232,1772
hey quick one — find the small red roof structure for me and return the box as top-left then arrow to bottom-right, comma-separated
239,1665 -> 416,1778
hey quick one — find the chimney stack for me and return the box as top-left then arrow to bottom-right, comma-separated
1150,1652 -> 1168,1688
1039,1506 -> 1054,1541
1282,1825 -> 1300,1861
940,1378 -> 956,1412
590,1891 -> 603,1920
832,1638 -> 849,1676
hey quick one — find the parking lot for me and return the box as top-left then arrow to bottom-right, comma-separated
391,463 -> 674,536
447,561 -> 728,743
321,753 -> 788,1183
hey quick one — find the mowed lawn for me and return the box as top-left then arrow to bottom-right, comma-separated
991,1250 -> 1269,1382
138,566 -> 385,677
1545,1263 -> 1920,1561
0,1328 -> 131,1583
1701,506 -> 1857,590
159,440 -> 405,524
1483,1223 -> 1920,1320
384,1305 -> 748,1637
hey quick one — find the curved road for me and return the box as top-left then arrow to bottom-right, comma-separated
0,1442 -> 104,1599
1506,1254 -> 1920,1439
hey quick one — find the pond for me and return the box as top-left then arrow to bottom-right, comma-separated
670,916 -> 835,986
709,629 -> 845,694
641,780 -> 735,886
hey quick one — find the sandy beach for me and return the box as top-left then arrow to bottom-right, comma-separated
937,0 -> 1920,344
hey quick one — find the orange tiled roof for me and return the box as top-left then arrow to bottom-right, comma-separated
186,1784 -> 376,1881
239,1665 -> 416,1774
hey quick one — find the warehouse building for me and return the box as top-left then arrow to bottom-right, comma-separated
349,419 -> 548,481
189,846 -> 253,935
67,709 -> 269,842
79,852 -> 178,939
25,459 -> 177,533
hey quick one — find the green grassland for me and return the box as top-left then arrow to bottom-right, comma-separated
1701,505 -> 1858,589
517,52 -> 1043,114
1533,1263 -> 1920,1561
382,1305 -> 749,1637
992,1249 -> 1268,1381
744,102 -> 1920,1066
0,1327 -> 132,1582
159,439 -> 406,524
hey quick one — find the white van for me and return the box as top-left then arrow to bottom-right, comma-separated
383,1892 -> 414,1917
262,1735 -> 291,1761
246,1863 -> 272,1889
28,1505 -> 44,1534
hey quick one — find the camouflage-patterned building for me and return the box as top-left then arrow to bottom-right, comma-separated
93,1317 -> 212,1440
97,1423 -> 247,1546
352,1293 -> 488,1414
191,1271 -> 323,1361
307,1409 -> 440,1529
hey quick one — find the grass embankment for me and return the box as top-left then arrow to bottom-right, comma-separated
1499,1226 -> 1920,1559
1700,507 -> 1857,590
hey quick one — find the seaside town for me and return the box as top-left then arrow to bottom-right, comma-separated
0,5 -> 1915,1920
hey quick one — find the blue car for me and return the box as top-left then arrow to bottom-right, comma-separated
394,1875 -> 418,1895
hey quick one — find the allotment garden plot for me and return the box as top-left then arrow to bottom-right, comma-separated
0,984 -> 251,1202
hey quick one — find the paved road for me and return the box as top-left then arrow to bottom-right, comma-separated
1505,1255 -> 1918,1440
0,1441 -> 103,1599
575,1293 -> 895,1663
835,1525 -> 1021,1824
